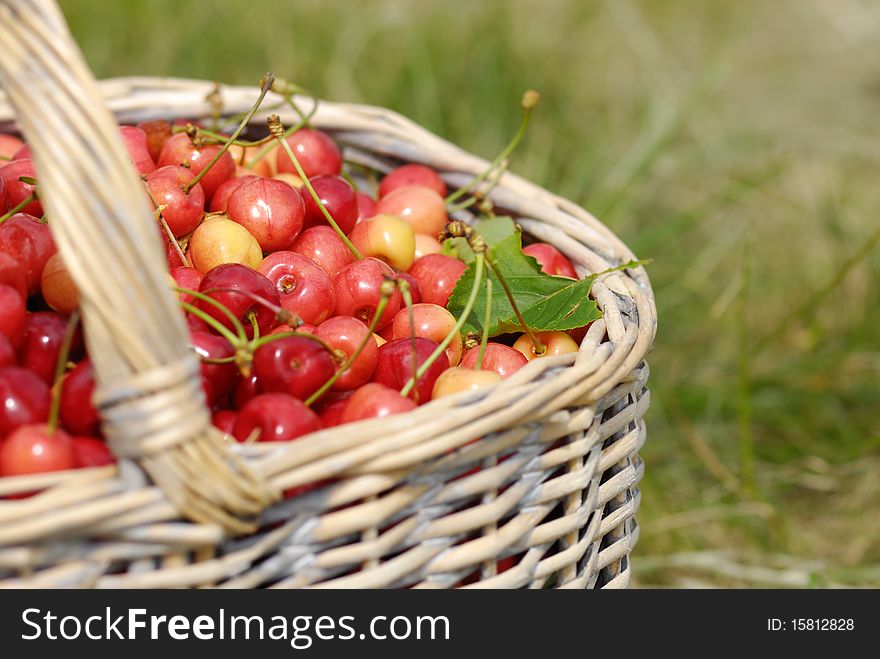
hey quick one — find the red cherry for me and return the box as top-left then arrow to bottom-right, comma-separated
19,312 -> 83,385
0,334 -> 15,369
136,119 -> 173,162
340,383 -> 416,423
0,367 -> 50,438
290,225 -> 356,278
379,164 -> 447,198
0,252 -> 27,301
211,409 -> 238,436
189,331 -> 237,406
0,284 -> 27,348
275,128 -> 342,179
233,373 -> 262,409
373,337 -> 449,404
226,176 -> 305,252
59,359 -> 100,436
315,316 -> 378,391
258,251 -> 336,325
233,393 -> 321,442
375,185 -> 447,236
0,159 -> 42,216
0,213 -> 57,294
145,165 -> 206,238
186,313 -> 210,334
408,254 -> 466,307
356,192 -> 377,222
162,227 -> 187,270
195,263 -> 280,339
157,132 -> 235,200
170,266 -> 203,304
0,174 -> 5,211
209,174 -> 258,213
0,424 -> 75,476
71,436 -> 115,468
0,134 -> 25,160
460,342 -> 527,379
332,257 -> 402,330
118,125 -> 156,175
394,272 -> 422,305
315,391 -> 353,428
252,335 -> 336,402
523,243 -> 578,278
299,175 -> 358,235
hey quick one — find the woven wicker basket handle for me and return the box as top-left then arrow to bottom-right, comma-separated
0,0 -> 275,532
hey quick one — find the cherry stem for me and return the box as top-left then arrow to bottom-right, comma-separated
400,253 -> 485,397
476,277 -> 493,370
245,112 -> 311,169
445,90 -> 539,207
174,125 -> 277,149
179,300 -> 242,346
201,356 -> 237,365
248,312 -> 260,340
183,72 -> 275,194
198,286 -> 303,330
304,279 -> 394,406
176,287 -> 248,342
249,330 -> 335,354
399,279 -> 420,404
267,114 -> 363,260
144,184 -> 192,268
0,190 -> 37,224
446,160 -> 508,214
47,310 -> 80,436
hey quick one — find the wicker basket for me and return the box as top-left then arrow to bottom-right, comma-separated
0,0 -> 656,588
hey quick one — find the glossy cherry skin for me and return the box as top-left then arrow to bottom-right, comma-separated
0,284 -> 27,348
226,177 -> 305,252
0,424 -> 76,476
188,215 -> 263,273
0,252 -> 27,303
340,383 -> 417,423
19,312 -> 83,385
189,331 -> 237,407
523,243 -> 578,279
275,128 -> 342,179
432,367 -> 502,399
414,234 -> 443,260
0,159 -> 42,216
0,134 -> 25,160
299,175 -> 359,235
41,252 -> 79,315
0,334 -> 15,368
59,359 -> 100,437
356,192 -> 377,222
232,373 -> 262,409
379,163 -> 447,198
315,316 -> 378,391
0,367 -> 51,438
211,409 -> 238,436
391,303 -> 462,366
0,213 -> 57,294
395,271 -> 422,305
258,251 -> 335,325
209,174 -> 258,213
290,225 -> 356,278
349,214 -> 416,271
136,119 -> 173,162
513,331 -> 579,360
375,185 -> 447,236
72,436 -> 115,468
252,335 -> 336,402
315,391 -> 353,428
460,342 -> 528,379
233,393 -> 321,443
157,132 -> 235,200
373,337 -> 449,404
195,263 -> 280,339
119,125 -> 156,175
170,266 -> 203,304
332,258 -> 402,330
407,254 -> 467,307
146,165 -> 206,238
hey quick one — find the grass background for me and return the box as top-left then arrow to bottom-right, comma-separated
56,0 -> 879,586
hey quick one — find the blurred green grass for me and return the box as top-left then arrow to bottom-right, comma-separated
58,0 -> 880,586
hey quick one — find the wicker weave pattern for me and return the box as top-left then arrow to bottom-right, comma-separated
0,12 -> 656,587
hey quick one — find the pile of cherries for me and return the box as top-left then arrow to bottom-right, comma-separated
0,100 -> 585,486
